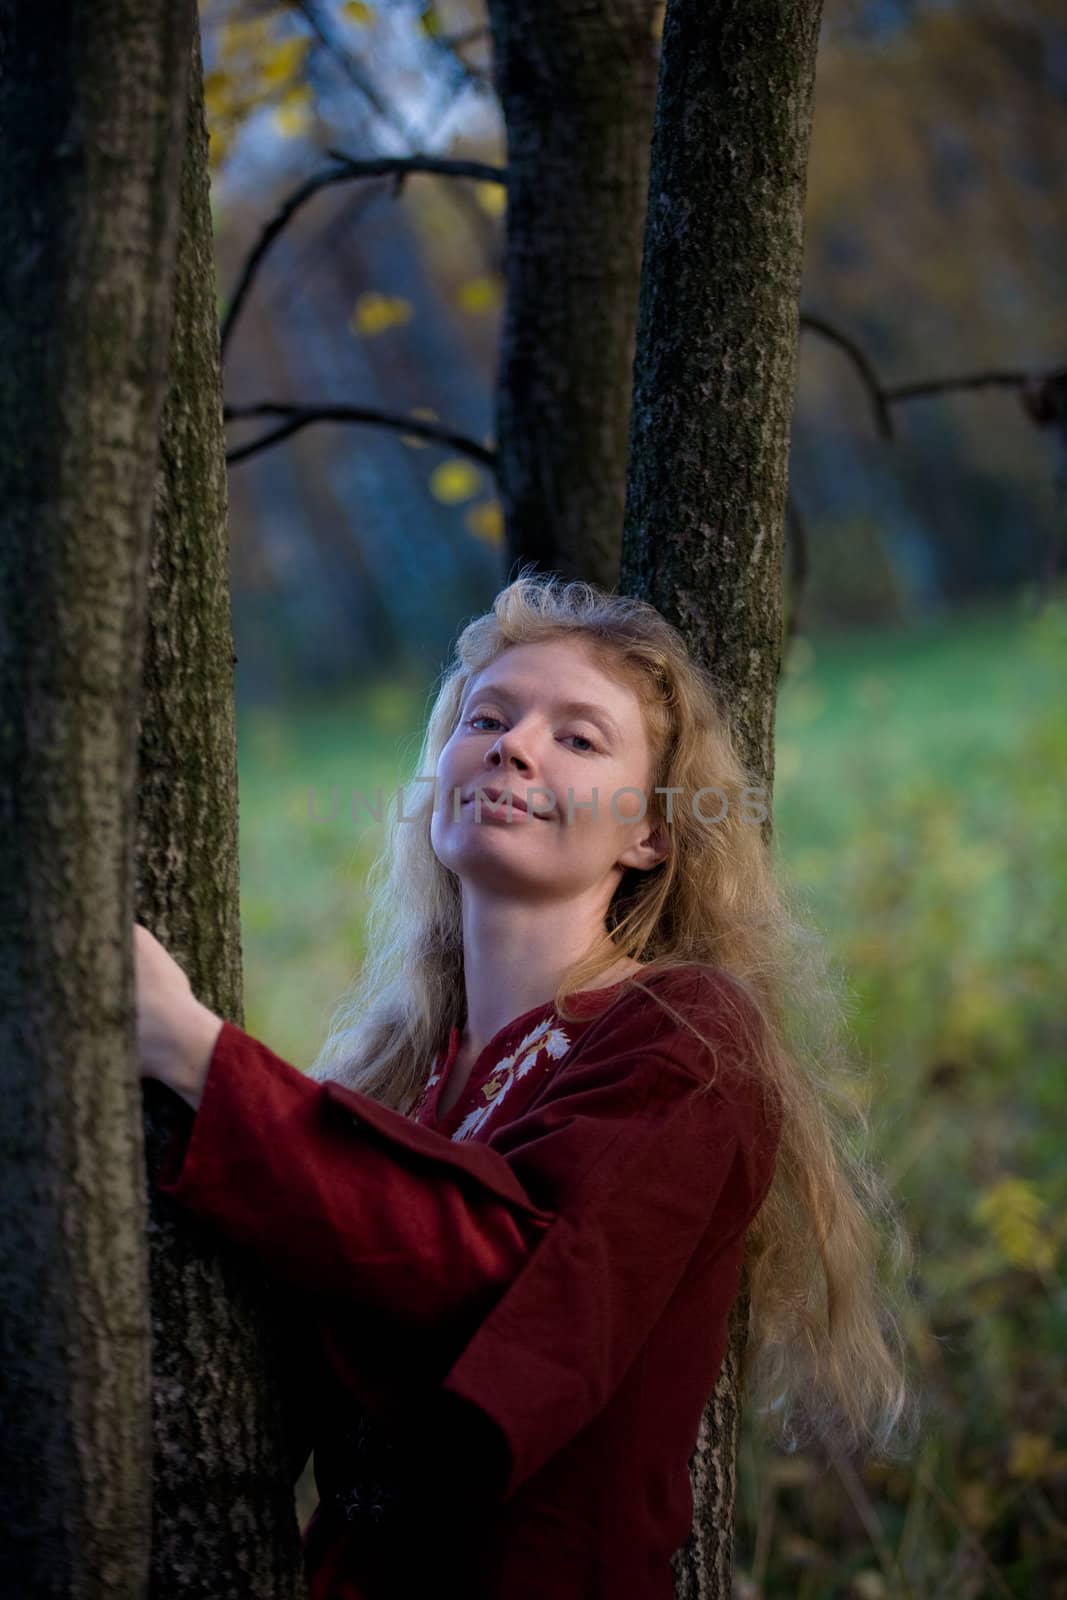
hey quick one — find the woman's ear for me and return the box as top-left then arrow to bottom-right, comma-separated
619,817 -> 670,874
645,820 -> 670,868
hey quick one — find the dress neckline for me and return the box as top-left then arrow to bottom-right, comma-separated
426,974 -> 640,1130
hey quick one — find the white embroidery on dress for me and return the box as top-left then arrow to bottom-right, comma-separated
451,1016 -> 572,1142
410,1067 -> 443,1120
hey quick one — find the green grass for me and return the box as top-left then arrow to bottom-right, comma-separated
235,671 -> 428,1066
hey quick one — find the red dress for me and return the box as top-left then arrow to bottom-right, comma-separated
155,962 -> 781,1599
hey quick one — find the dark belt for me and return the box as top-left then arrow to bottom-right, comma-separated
323,1406 -> 410,1530
321,1390 -> 506,1566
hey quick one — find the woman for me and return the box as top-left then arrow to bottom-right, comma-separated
136,572 -> 918,1598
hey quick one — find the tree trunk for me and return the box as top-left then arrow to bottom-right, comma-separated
0,3 -> 196,1594
620,3 -> 824,1595
485,0 -> 662,589
136,27 -> 308,1600
622,0 -> 823,799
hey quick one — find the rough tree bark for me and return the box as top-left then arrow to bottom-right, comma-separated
620,3 -> 824,1596
136,27 -> 308,1600
485,0 -> 662,590
0,3 -> 196,1594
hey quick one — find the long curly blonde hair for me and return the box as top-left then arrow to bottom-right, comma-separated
308,570 -> 921,1464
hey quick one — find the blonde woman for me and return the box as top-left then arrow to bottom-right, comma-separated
136,571 -> 918,1599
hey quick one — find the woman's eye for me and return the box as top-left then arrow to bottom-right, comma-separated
465,715 -> 598,753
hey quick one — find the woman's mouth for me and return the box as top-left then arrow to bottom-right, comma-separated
463,788 -> 552,821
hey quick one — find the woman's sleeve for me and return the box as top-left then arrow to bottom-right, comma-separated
155,1020 -> 556,1334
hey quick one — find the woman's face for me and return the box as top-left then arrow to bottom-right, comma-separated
430,638 -> 667,904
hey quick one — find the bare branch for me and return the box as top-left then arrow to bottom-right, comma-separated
324,148 -> 504,198
796,324 -> 1067,619
885,368 -> 1044,404
801,312 -> 1065,434
220,153 -> 505,357
800,311 -> 894,438
223,401 -> 497,469
289,0 -> 407,130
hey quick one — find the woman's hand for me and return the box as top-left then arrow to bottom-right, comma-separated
133,922 -> 224,1110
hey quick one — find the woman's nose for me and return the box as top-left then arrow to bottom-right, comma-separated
488,729 -> 531,769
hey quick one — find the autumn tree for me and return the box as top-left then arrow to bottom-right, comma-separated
137,26 -> 308,1600
1,2 -> 196,1592
621,4 -> 823,1592
483,0 -> 662,588
0,5 -> 305,1595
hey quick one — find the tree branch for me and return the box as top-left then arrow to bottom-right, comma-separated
324,148 -> 504,197
800,311 -> 894,438
800,312 -> 1065,435
289,0 -> 410,131
884,368 -> 1044,403
223,401 -> 497,469
798,318 -> 1067,615
220,153 -> 505,357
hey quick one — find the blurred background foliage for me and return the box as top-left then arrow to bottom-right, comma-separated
198,1 -> 1067,1594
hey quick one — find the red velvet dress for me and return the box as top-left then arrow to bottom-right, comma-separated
155,963 -> 781,1599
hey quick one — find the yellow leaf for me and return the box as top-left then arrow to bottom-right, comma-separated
220,18 -> 272,60
938,975 -> 1022,1060
1008,1432 -> 1053,1480
261,35 -> 312,86
400,407 -> 439,448
418,4 -> 441,37
974,1178 -> 1058,1275
203,69 -> 233,121
280,81 -> 314,108
348,292 -> 415,337
456,275 -> 503,315
274,102 -> 313,138
342,0 -> 376,23
208,126 -> 234,173
430,460 -> 481,505
474,181 -> 506,217
465,499 -> 504,544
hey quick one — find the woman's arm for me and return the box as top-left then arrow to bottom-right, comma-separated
151,1018 -> 554,1329
133,922 -> 223,1108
